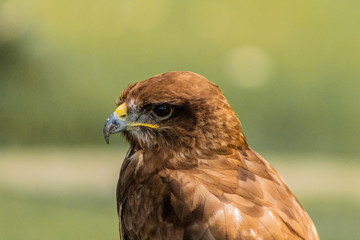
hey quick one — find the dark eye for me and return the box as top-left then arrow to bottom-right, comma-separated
152,104 -> 173,118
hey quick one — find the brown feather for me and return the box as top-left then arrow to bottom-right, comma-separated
111,71 -> 319,240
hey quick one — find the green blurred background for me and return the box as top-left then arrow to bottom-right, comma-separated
0,0 -> 359,239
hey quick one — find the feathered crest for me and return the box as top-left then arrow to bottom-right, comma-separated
116,82 -> 138,106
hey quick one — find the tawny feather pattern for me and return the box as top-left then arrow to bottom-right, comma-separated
103,71 -> 319,240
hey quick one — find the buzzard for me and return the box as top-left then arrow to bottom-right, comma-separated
103,71 -> 319,240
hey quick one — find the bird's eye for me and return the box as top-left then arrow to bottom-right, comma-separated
152,104 -> 173,118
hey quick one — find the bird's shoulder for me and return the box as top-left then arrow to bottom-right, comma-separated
159,147 -> 319,240
117,147 -> 318,240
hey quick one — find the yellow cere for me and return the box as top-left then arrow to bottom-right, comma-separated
115,103 -> 127,120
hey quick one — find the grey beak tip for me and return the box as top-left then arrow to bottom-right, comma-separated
103,112 -> 126,144
103,131 -> 110,144
103,119 -> 111,144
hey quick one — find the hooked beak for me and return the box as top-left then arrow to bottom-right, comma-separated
103,103 -> 128,144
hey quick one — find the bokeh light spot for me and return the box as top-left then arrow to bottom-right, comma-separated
225,46 -> 273,88
0,1 -> 30,43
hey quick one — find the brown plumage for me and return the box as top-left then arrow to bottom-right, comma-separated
103,71 -> 319,240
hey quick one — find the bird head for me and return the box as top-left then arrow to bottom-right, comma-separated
103,71 -> 247,153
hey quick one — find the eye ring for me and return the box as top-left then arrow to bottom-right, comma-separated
152,104 -> 173,119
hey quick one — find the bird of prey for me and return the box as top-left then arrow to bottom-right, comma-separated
103,71 -> 319,240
